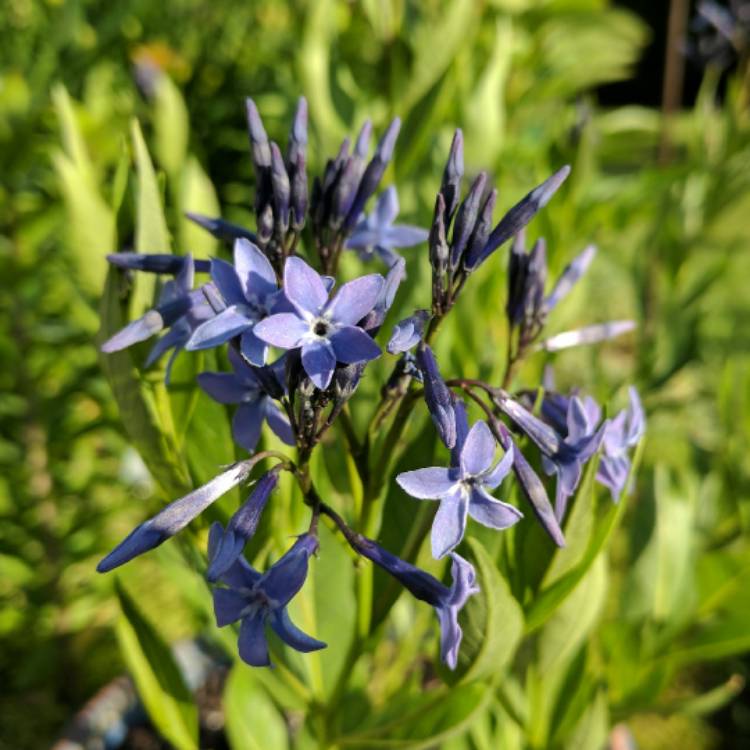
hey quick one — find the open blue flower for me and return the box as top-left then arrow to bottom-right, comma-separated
253,256 -> 384,389
346,187 -> 429,266
186,238 -> 282,366
197,348 -> 293,452
211,532 -> 326,667
397,420 -> 520,559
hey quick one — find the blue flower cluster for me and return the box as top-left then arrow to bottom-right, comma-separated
98,97 -> 644,670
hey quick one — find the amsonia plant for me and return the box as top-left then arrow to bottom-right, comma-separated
96,97 -> 644,746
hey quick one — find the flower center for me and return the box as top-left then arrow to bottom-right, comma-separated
313,319 -> 330,337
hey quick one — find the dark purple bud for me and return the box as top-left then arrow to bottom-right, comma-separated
450,172 -> 487,269
429,193 -> 449,276
257,204 -> 274,245
463,189 -> 497,273
290,152 -> 308,231
334,362 -> 365,403
270,142 -> 291,232
97,462 -> 254,572
467,165 -> 571,269
495,422 -> 565,547
245,98 -> 272,168
185,212 -> 258,245
107,252 -> 212,275
331,157 -> 361,227
493,392 -> 562,456
416,343 -> 456,449
206,470 -> 280,582
342,118 -> 401,232
441,129 -> 464,223
506,231 -> 529,326
524,238 -> 547,323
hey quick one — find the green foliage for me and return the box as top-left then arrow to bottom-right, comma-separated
4,0 -> 750,749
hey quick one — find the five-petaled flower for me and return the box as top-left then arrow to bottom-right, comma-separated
346,186 -> 429,266
198,348 -> 293,452
397,420 -> 521,558
253,256 -> 384,389
211,531 -> 326,667
186,238 -> 284,365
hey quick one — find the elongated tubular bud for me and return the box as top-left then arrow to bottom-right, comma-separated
450,171 -> 487,269
440,129 -> 464,224
342,117 -> 401,232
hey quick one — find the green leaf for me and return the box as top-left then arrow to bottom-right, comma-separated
566,689 -> 608,750
179,156 -> 220,259
153,74 -> 190,178
449,537 -> 524,684
98,267 -> 192,497
224,665 -> 289,750
336,682 -> 491,749
132,118 -> 171,254
114,580 -> 198,750
525,440 -> 644,633
131,118 -> 171,315
398,0 -> 478,112
538,556 -> 607,676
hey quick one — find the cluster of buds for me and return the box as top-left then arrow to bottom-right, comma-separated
96,95 -> 644,671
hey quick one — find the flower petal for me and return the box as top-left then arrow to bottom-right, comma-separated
186,306 -> 253,350
376,186 -> 399,226
301,339 -> 336,389
264,400 -> 295,445
329,325 -> 382,363
396,467 -> 456,499
431,491 -> 468,559
240,329 -> 268,366
232,400 -> 265,452
384,225 -> 429,248
238,612 -> 271,667
468,487 -> 523,530
253,313 -> 309,349
211,258 -> 246,306
270,609 -> 326,653
325,275 -> 385,325
284,256 -> 328,316
460,421 -> 496,477
260,534 -> 318,607
212,587 -> 247,626
234,238 -> 277,300
483,449 -> 514,489
197,372 -> 250,404
101,310 -> 164,352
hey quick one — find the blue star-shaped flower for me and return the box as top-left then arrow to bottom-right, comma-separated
211,532 -> 326,667
186,238 -> 283,366
197,348 -> 293,452
253,256 -> 384,389
397,420 -> 520,559
346,187 -> 429,266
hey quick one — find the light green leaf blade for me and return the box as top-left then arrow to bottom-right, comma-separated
449,537 -> 524,684
114,580 -> 198,750
153,74 -> 190,178
224,665 -> 289,750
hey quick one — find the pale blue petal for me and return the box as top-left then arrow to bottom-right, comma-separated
325,275 -> 384,325
468,487 -> 523,530
396,467 -> 456,499
284,256 -> 328,316
253,313 -> 309,349
460,422 -> 496,477
329,325 -> 381,363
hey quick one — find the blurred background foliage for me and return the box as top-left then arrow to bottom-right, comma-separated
2,0 -> 750,748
